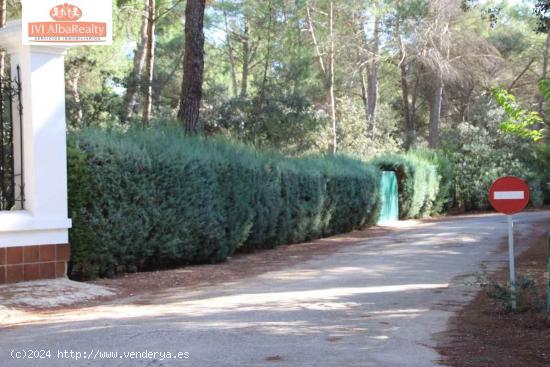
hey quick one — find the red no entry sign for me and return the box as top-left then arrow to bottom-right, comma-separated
489,176 -> 530,215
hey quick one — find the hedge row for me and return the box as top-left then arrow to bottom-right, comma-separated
67,127 -> 547,279
371,152 -> 450,219
373,149 -> 548,216
68,128 -> 381,279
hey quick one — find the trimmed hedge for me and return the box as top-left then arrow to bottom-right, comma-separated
68,128 -> 380,279
372,149 -> 549,216
371,153 -> 443,219
410,150 -> 455,214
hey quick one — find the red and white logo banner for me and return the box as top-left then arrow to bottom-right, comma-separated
22,0 -> 112,45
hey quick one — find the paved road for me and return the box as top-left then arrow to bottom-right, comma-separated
1,211 -> 549,367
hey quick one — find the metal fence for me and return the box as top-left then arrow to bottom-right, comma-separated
0,64 -> 23,210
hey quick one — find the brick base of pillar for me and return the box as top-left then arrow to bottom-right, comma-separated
0,244 -> 70,284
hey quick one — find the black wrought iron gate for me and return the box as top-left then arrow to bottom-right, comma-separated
0,65 -> 23,211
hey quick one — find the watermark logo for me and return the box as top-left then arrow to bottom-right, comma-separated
50,4 -> 83,22
22,0 -> 112,45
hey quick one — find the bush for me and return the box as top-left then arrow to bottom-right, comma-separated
409,150 -> 455,214
533,144 -> 550,204
527,179 -> 545,208
446,148 -> 545,211
477,270 -> 543,313
68,127 -> 381,279
371,153 -> 439,219
448,148 -> 535,211
441,122 -> 548,211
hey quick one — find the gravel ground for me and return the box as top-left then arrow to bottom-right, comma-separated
0,211 -> 548,367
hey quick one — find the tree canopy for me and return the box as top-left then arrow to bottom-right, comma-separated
3,0 -> 549,155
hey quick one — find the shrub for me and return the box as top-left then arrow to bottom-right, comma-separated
371,153 -> 439,219
527,179 -> 545,208
533,144 -> 550,204
409,150 -> 455,214
68,127 -> 381,279
477,270 -> 543,313
441,122 -> 548,210
446,148 -> 543,211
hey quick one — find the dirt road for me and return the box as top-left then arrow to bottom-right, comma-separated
1,211 -> 548,367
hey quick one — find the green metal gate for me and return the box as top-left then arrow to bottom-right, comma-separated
378,171 -> 398,224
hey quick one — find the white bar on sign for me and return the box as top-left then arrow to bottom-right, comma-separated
494,191 -> 525,200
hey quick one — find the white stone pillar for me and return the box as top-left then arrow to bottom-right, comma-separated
0,21 -> 72,283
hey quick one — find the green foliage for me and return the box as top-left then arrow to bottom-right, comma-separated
68,127 -> 381,279
67,143 -> 102,277
450,148 -> 529,210
477,269 -> 542,313
371,153 -> 441,219
534,144 -> 550,204
336,97 -> 403,157
491,88 -> 544,142
409,150 -> 455,214
244,154 -> 381,250
441,121 -> 547,210
539,79 -> 550,101
202,89 -> 325,154
535,0 -> 550,32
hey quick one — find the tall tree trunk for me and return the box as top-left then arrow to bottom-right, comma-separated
0,0 -> 6,144
223,11 -> 238,97
68,67 -> 83,125
240,21 -> 250,98
366,11 -> 380,126
142,0 -> 156,126
177,0 -> 206,133
427,1 -> 449,149
0,0 -> 5,208
356,6 -> 379,141
306,2 -> 337,153
306,5 -> 326,75
253,0 -> 274,144
399,61 -> 414,149
0,0 -> 5,81
461,86 -> 474,122
122,0 -> 148,122
258,4 -> 273,105
538,28 -> 550,114
327,1 -> 337,154
360,70 -> 370,127
394,11 -> 414,149
428,74 -> 444,149
294,0 -> 303,94
411,69 -> 420,128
